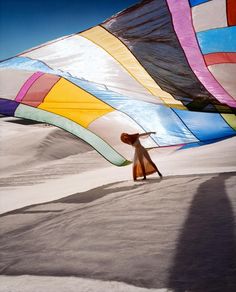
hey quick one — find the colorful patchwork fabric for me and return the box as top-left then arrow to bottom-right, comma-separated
0,0 -> 235,165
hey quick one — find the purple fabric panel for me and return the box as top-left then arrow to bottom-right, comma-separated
15,72 -> 44,102
0,98 -> 19,116
166,0 -> 236,108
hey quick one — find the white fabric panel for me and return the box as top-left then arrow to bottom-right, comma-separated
0,69 -> 33,100
192,0 -> 227,32
208,63 -> 236,99
88,111 -> 158,160
21,36 -> 160,104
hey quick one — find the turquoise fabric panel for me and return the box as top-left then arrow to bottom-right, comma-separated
197,27 -> 236,54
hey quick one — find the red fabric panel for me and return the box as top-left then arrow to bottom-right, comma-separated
204,52 -> 236,66
227,0 -> 236,26
22,74 -> 60,107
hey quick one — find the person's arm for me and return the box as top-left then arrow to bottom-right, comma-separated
139,132 -> 156,138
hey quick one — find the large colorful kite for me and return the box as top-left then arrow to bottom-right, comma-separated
0,0 -> 236,165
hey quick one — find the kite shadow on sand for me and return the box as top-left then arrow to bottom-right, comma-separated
168,173 -> 236,292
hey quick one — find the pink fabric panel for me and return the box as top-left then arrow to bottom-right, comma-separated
15,72 -> 44,102
166,0 -> 236,108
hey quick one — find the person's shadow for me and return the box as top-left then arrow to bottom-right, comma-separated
167,173 -> 236,292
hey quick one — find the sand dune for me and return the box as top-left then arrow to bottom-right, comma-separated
0,117 -> 236,291
0,117 -> 102,176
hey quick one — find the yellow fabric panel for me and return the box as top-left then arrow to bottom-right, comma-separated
221,114 -> 236,130
38,78 -> 114,127
80,26 -> 186,109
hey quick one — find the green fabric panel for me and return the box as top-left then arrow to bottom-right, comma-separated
15,104 -> 130,166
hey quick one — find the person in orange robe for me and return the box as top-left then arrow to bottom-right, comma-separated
120,132 -> 163,181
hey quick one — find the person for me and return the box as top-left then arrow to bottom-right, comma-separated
120,132 -> 163,181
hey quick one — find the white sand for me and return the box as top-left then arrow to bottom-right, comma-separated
1,117 -> 235,214
0,117 -> 236,291
0,275 -> 170,292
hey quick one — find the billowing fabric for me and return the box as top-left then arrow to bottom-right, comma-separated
0,0 -> 235,166
103,0 -> 231,111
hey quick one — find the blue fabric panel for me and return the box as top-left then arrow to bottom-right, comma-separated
104,100 -> 198,146
189,0 -> 210,7
197,27 -> 236,54
0,57 -> 53,73
174,109 -> 235,141
0,57 -> 73,78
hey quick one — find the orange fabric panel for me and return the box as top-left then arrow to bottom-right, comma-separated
22,74 -> 60,107
204,52 -> 236,66
227,0 -> 236,26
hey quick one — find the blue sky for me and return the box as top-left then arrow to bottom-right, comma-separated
0,0 -> 138,60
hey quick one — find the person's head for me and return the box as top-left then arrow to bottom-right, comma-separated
120,133 -> 130,144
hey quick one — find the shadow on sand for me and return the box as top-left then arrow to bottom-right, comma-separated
55,177 -> 161,204
0,174 -> 235,291
0,180 -> 157,217
168,173 -> 236,292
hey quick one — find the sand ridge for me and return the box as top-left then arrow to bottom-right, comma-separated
0,117 -> 236,291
